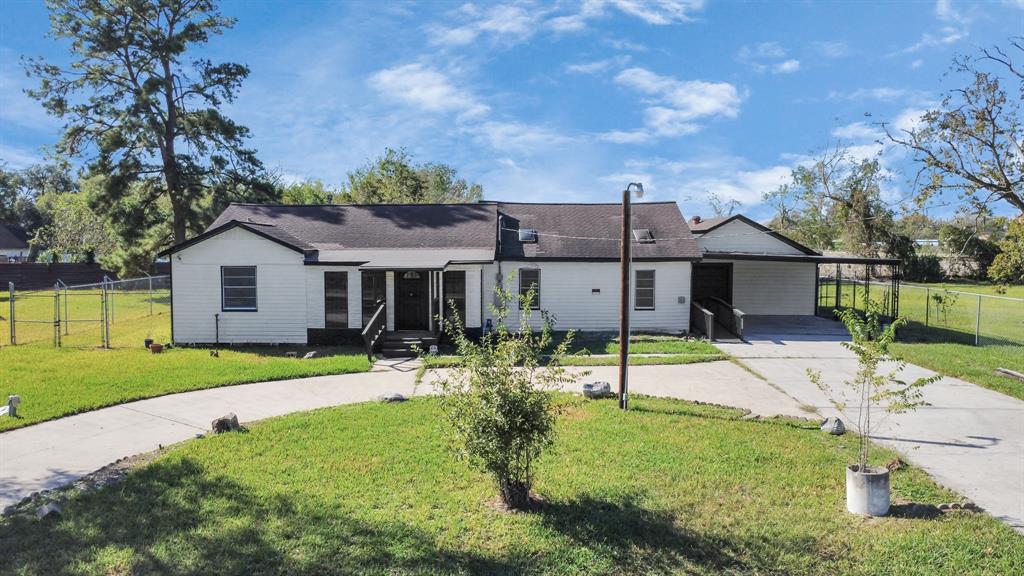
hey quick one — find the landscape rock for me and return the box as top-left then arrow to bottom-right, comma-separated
581,381 -> 612,399
211,413 -> 241,434
303,351 -> 318,359
377,392 -> 408,403
3,505 -> 15,517
36,502 -> 62,519
820,417 -> 845,435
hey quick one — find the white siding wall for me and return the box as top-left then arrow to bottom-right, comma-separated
482,261 -> 692,332
710,259 -> 816,315
305,266 -> 363,330
697,220 -> 804,255
445,264 -> 483,329
385,271 -> 395,331
171,227 -> 307,344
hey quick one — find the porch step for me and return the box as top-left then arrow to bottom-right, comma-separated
380,331 -> 438,358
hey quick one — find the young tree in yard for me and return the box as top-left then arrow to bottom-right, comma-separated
432,278 -> 584,510
989,218 -> 1024,284
339,148 -> 484,204
887,39 -> 1024,216
32,177 -> 120,263
808,305 -> 937,472
24,0 -> 276,247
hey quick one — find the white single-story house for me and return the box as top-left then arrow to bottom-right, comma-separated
0,224 -> 30,262
160,202 -> 898,351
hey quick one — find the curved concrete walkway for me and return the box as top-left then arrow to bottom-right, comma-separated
0,359 -> 800,508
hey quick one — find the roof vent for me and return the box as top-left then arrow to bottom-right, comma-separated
632,229 -> 655,244
518,228 -> 538,243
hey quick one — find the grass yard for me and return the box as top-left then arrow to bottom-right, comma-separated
558,332 -> 721,355
1,289 -> 172,348
818,279 -> 1024,399
889,342 -> 1024,400
0,345 -> 372,431
2,396 -> 1021,575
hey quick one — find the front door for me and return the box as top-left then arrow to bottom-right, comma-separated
692,263 -> 732,304
396,270 -> 429,330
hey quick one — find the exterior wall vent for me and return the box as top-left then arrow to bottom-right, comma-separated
518,228 -> 539,243
633,229 -> 655,244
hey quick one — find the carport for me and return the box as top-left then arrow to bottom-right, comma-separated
691,253 -> 901,341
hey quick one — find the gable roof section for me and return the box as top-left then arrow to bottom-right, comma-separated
158,220 -> 312,257
495,201 -> 702,260
690,214 -> 819,256
0,224 -> 30,249
208,203 -> 499,251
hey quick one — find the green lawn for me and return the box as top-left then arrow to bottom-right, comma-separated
3,396 -> 1020,575
1,289 -> 172,348
559,332 -> 721,355
889,342 -> 1024,400
0,345 -> 372,431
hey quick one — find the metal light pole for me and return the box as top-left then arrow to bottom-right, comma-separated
618,182 -> 644,410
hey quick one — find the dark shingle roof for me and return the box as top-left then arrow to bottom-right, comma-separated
0,224 -> 29,249
495,202 -> 701,260
176,201 -> 701,261
208,203 -> 498,250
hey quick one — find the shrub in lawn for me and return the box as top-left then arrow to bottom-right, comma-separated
433,276 -> 584,510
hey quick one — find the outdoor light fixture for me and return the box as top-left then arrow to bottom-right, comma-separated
618,181 -> 644,411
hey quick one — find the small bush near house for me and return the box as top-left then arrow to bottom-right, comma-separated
432,279 -> 585,510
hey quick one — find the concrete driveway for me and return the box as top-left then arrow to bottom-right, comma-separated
0,358 -> 799,510
717,315 -> 1024,533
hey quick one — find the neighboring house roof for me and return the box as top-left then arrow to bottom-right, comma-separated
689,214 -> 819,256
496,201 -> 702,260
0,224 -> 30,249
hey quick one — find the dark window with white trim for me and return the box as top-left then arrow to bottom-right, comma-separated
222,266 -> 257,311
325,271 -> 348,329
635,269 -> 655,310
443,271 -> 467,326
519,268 -> 540,309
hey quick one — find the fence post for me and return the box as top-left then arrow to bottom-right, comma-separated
975,294 -> 982,346
147,273 -> 153,316
8,282 -> 15,346
103,275 -> 115,325
53,288 -> 60,348
924,287 -> 930,327
100,282 -> 108,348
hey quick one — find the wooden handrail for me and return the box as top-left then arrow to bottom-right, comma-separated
691,302 -> 715,339
361,301 -> 386,360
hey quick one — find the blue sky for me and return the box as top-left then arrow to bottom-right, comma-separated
2,0 -> 1022,219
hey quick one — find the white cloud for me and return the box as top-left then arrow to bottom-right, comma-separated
615,68 -> 742,120
368,63 -> 489,117
548,0 -> 704,33
911,59 -> 924,68
812,41 -> 850,58
601,67 -> 741,143
428,4 -> 544,47
565,55 -> 631,74
0,143 -> 44,169
827,86 -> 929,103
685,165 -> 793,206
895,26 -> 967,55
935,0 -> 969,24
469,120 -> 573,152
773,59 -> 801,74
736,42 -> 800,74
831,121 -> 883,141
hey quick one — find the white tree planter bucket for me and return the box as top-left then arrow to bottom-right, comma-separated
846,464 -> 890,516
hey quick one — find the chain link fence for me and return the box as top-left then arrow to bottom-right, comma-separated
2,275 -> 170,348
818,277 -> 1024,346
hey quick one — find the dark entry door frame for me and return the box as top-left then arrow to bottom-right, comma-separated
396,270 -> 429,331
691,263 -> 733,304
